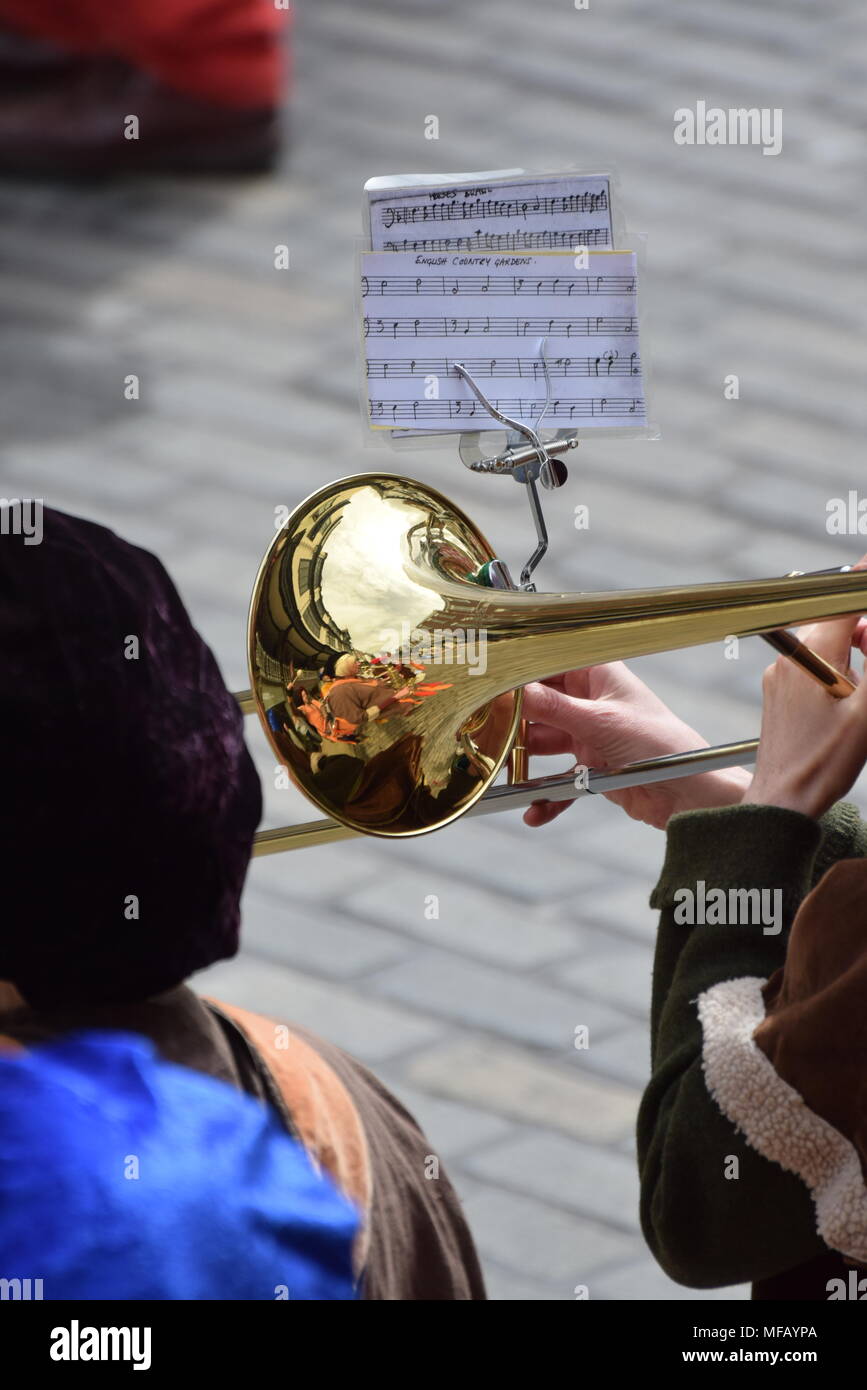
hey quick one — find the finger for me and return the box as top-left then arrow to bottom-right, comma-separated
562,660 -> 632,697
524,664 -> 628,703
526,724 -> 573,756
853,648 -> 867,704
521,681 -> 599,735
789,557 -> 867,658
845,560 -> 867,655
529,671 -> 586,699
792,610 -> 864,667
523,798 -> 573,827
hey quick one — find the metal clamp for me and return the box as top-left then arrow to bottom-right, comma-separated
452,342 -> 575,590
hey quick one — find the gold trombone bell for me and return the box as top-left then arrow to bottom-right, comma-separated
241,473 -> 867,848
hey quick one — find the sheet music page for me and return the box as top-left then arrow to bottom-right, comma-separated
368,172 -> 614,254
360,249 -> 646,433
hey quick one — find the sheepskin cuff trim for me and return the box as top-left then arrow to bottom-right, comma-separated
698,976 -> 867,1265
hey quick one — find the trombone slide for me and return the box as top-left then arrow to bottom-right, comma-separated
250,738 -> 759,856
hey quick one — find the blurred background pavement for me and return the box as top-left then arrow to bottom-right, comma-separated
3,0 -> 866,1298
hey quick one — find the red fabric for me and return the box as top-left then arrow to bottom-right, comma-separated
0,0 -> 287,107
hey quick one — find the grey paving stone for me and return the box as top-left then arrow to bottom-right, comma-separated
593,1258 -> 750,1302
394,817 -> 602,904
247,833 -> 383,907
577,1022 -> 654,1090
158,540 -> 259,609
724,412 -> 866,485
194,955 -> 444,1065
574,435 -> 738,502
373,1074 -> 515,1160
239,884 -> 412,979
351,870 -> 586,968
727,533 -> 853,584
405,1037 -> 640,1144
369,950 -> 628,1048
151,371 -> 331,447
566,539 -> 691,592
464,1130 -> 643,1233
1,437 -> 178,506
482,1266 -> 565,1301
1,479 -> 182,559
122,419 -> 304,495
555,946 -> 655,1020
573,477 -> 744,561
716,468 -> 839,544
569,876 -> 661,946
458,1183 -> 638,1286
716,312 -> 865,391
554,808 -> 668,883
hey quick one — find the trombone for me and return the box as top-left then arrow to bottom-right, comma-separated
235,472 -> 866,855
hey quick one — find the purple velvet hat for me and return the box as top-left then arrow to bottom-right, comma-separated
0,507 -> 262,1006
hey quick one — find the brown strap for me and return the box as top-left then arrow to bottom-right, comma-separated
204,998 -> 372,1275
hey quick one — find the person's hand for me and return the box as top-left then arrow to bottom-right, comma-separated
743,607 -> 867,820
521,662 -> 751,831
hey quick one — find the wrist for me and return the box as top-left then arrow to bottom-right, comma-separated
741,781 -> 820,820
673,765 -> 753,814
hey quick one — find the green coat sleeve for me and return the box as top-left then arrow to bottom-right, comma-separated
637,799 -> 867,1289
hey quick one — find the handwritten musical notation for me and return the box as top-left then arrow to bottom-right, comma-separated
363,315 -> 637,339
369,398 -> 643,424
360,249 -> 647,433
378,190 -> 609,228
368,173 -> 614,257
361,273 -> 636,298
365,352 -> 641,380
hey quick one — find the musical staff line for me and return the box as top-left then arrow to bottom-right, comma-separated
379,191 -> 609,229
363,315 -> 638,339
361,273 -> 636,298
369,397 -> 644,423
382,228 -> 611,253
365,352 -> 641,380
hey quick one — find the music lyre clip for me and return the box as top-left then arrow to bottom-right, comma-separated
452,341 -> 578,591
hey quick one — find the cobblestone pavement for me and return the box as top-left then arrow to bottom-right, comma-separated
3,0 -> 866,1299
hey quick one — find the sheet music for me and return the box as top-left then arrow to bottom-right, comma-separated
368,172 -> 613,255
361,250 -> 646,432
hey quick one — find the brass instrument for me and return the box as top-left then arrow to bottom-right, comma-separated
236,472 -> 867,855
